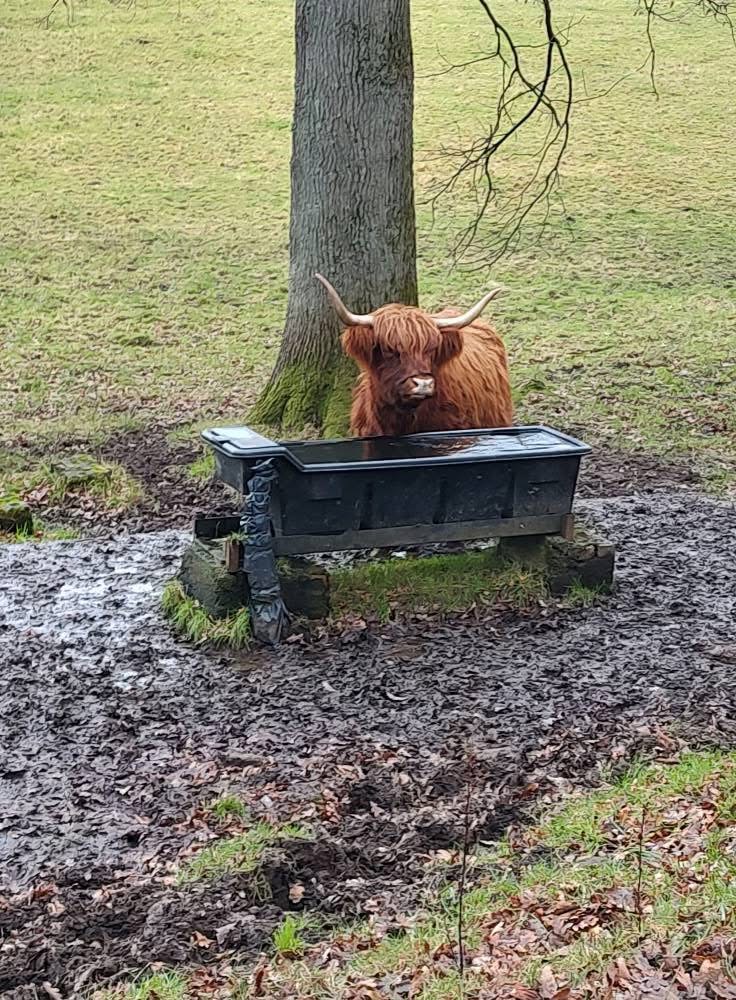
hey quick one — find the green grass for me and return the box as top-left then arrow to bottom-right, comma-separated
330,549 -> 546,622
261,751 -> 736,996
176,821 -> 279,884
2,452 -> 143,513
186,450 -> 216,481
1,519 -> 81,544
2,1 -> 735,488
176,819 -> 310,884
563,579 -> 606,609
96,970 -> 188,1000
47,457 -> 143,509
272,913 -> 317,958
97,752 -> 736,998
210,793 -> 248,821
161,579 -> 251,649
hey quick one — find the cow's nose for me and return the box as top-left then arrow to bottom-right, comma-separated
410,376 -> 435,398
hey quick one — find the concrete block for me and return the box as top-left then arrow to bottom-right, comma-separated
179,541 -> 330,620
179,538 -> 248,619
546,526 -> 615,596
499,523 -> 615,596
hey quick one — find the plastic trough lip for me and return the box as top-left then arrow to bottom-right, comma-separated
201,424 -> 592,473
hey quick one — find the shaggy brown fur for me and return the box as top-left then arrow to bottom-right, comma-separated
342,304 -> 513,437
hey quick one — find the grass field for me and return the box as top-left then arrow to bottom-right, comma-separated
2,0 -> 735,494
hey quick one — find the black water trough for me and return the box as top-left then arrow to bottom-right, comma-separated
200,425 -> 590,555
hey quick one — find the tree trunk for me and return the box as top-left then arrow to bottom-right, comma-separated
252,0 -> 417,435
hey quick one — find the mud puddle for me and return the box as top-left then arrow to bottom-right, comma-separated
1,491 -> 736,994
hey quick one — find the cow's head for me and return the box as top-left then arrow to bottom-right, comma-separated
316,274 -> 502,409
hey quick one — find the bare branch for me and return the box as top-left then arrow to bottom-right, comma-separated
430,0 -> 734,268
428,0 -> 573,267
636,0 -> 736,61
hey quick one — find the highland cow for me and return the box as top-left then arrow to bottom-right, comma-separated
316,274 -> 513,438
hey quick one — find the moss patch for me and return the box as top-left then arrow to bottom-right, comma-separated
161,580 -> 251,649
44,456 -> 143,510
330,549 -> 547,623
3,454 -> 143,514
251,360 -> 356,436
0,519 -> 81,544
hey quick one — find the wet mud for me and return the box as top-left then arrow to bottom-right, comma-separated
1,490 -> 736,995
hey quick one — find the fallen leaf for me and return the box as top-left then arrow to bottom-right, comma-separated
191,930 -> 214,948
289,883 -> 305,903
539,965 -> 559,999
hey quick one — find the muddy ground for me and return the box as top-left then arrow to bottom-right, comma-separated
1,486 -> 736,996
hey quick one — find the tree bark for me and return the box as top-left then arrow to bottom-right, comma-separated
252,0 -> 417,435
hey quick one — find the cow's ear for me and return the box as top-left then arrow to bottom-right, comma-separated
437,328 -> 462,366
342,325 -> 375,367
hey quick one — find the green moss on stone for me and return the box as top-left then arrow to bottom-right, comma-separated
161,580 -> 251,649
322,357 -> 356,438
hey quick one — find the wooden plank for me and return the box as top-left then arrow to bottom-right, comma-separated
224,538 -> 242,573
272,514 -> 566,555
559,513 -> 576,542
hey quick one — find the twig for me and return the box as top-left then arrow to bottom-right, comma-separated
457,769 -> 474,993
428,0 -> 573,268
430,0 -> 734,267
636,0 -> 736,94
635,804 -> 647,939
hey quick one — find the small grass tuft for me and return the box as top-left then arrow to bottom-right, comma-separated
187,450 -> 216,481
210,793 -> 248,821
563,579 -> 606,608
40,456 -> 144,511
94,969 -> 189,1000
177,822 -> 276,884
1,519 -> 80,544
176,819 -> 311,885
160,580 -> 251,649
272,913 -> 317,957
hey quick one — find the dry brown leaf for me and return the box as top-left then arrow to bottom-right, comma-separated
345,979 -> 383,1000
511,985 -> 539,999
288,883 -> 305,903
539,965 -> 558,999
190,929 -> 214,949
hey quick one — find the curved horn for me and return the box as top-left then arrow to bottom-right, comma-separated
433,288 -> 505,330
315,273 -> 374,327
